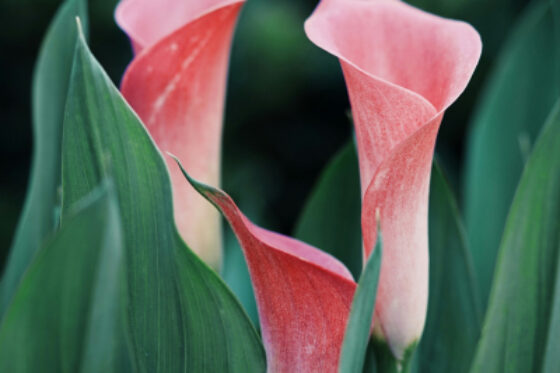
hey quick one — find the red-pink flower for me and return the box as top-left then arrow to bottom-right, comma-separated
115,0 -> 245,269
182,0 -> 481,370
183,174 -> 358,372
120,0 -> 481,369
305,0 -> 481,358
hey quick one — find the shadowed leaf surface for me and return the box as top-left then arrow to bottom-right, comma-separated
0,183 -> 125,373
0,0 -> 88,317
471,100 -> 560,372
294,141 -> 362,278
464,0 -> 560,309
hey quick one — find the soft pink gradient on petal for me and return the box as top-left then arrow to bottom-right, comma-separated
189,179 -> 356,373
117,0 -> 244,269
115,0 -> 243,54
305,0 -> 481,358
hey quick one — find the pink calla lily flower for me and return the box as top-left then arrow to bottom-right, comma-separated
181,172 -> 357,372
116,0 -> 245,270
180,0 -> 481,370
305,0 -> 482,358
119,0 -> 481,369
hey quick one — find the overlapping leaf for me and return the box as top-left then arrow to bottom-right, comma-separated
464,0 -> 560,308
0,183 -> 125,373
60,27 -> 265,372
0,0 -> 88,317
471,101 -> 560,372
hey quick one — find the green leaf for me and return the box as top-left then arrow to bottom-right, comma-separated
339,233 -> 382,373
0,0 -> 88,317
543,257 -> 560,372
470,100 -> 560,373
0,182 -> 125,373
294,141 -> 362,278
464,0 -> 560,309
60,26 -> 266,372
416,163 -> 482,373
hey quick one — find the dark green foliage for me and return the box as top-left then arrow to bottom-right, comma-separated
294,141 -> 362,278
464,0 -> 560,310
471,101 -> 560,372
0,183 -> 125,373
0,0 -> 88,317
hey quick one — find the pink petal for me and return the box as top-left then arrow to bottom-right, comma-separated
117,0 -> 244,269
305,0 -> 481,358
185,176 -> 357,373
115,0 -> 243,53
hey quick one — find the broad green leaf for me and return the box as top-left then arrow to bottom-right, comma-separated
0,182 -> 125,373
294,141 -> 362,278
60,27 -> 265,372
0,0 -> 88,316
470,100 -> 560,373
464,0 -> 560,309
416,163 -> 482,373
339,234 -> 382,373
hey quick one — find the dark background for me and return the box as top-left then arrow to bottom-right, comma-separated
0,0 -> 531,268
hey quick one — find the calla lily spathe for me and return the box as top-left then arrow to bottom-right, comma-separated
185,1 -> 480,370
306,0 -> 482,358
129,0 -> 481,370
116,0 -> 245,270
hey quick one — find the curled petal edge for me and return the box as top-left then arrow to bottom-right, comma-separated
172,156 -> 358,373
305,0 -> 482,358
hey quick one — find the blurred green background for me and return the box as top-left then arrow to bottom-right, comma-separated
0,0 -> 531,270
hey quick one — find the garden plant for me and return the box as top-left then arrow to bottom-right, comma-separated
0,0 -> 559,372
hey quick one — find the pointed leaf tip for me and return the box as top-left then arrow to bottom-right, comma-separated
75,16 -> 84,38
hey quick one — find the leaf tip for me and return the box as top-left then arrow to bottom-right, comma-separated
75,16 -> 85,42
168,153 -> 220,202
